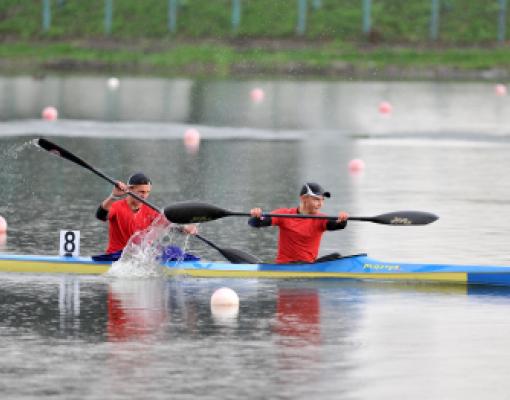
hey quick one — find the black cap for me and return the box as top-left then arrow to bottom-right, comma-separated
128,172 -> 151,186
300,182 -> 331,198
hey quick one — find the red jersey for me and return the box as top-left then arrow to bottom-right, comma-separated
271,207 -> 328,263
106,200 -> 161,254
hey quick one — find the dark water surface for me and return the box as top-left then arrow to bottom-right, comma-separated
1,76 -> 510,399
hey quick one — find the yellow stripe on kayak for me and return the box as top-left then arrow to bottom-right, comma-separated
0,259 -> 468,284
172,268 -> 468,283
0,260 -> 110,275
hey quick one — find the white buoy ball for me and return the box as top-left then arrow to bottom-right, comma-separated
107,77 -> 120,90
0,215 -> 6,233
211,287 -> 239,307
41,106 -> 58,121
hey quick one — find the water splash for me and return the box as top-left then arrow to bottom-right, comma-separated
105,215 -> 192,279
1,139 -> 36,160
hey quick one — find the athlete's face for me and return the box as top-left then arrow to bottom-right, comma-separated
130,184 -> 151,204
300,195 -> 324,214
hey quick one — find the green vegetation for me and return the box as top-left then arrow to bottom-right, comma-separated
0,0 -> 509,78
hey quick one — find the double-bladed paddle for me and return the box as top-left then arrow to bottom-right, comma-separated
36,138 -> 261,264
163,201 -> 439,226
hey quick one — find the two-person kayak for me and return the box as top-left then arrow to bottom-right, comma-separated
1,253 -> 510,287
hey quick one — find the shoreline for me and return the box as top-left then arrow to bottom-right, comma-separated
0,38 -> 509,81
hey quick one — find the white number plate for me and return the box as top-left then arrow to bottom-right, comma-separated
59,230 -> 80,257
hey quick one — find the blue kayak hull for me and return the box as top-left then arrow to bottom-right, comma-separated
1,253 -> 510,286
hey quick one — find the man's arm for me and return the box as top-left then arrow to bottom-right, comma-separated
326,220 -> 347,231
249,207 -> 272,228
248,216 -> 272,228
96,181 -> 127,222
96,205 -> 108,221
326,211 -> 349,231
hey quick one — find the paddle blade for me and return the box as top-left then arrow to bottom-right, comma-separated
37,137 -> 119,186
164,202 -> 232,224
368,211 -> 439,225
218,248 -> 263,264
37,138 -> 93,171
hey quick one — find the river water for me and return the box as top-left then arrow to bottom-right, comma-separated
1,75 -> 510,399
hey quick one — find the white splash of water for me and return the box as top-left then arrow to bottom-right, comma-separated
2,139 -> 36,160
105,215 -> 190,279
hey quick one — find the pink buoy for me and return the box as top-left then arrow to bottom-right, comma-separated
378,101 -> 392,115
42,106 -> 58,121
183,128 -> 201,154
348,159 -> 365,174
250,88 -> 265,104
495,84 -> 507,96
0,215 -> 7,233
0,233 -> 6,247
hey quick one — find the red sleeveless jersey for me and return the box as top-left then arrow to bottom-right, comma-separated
106,200 -> 160,254
271,208 -> 328,263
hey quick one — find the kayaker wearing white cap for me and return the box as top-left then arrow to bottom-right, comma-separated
249,182 -> 349,264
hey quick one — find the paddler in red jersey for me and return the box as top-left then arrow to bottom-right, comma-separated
248,182 -> 349,264
95,172 -> 197,256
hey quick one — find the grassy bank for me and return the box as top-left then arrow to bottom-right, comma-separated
1,1 -> 510,79
1,39 -> 509,80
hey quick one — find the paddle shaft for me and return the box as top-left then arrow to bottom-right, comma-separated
225,211 -> 375,222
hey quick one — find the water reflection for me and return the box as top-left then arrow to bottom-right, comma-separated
1,275 -> 504,342
107,280 -> 168,342
1,276 -> 510,398
58,277 -> 80,332
275,288 -> 321,346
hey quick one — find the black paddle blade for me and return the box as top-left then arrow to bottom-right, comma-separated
37,138 -> 92,171
164,202 -> 231,224
218,248 -> 262,264
194,234 -> 261,264
372,211 -> 439,225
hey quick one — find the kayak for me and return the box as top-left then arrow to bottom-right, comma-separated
2,253 -> 510,287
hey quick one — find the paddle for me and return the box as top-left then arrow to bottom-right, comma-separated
163,201 -> 439,225
36,138 -> 261,264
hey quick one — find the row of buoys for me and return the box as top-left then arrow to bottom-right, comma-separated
182,126 -> 367,174
40,81 -> 509,121
377,83 -> 508,117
